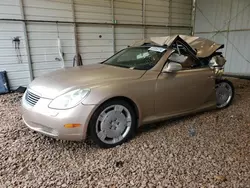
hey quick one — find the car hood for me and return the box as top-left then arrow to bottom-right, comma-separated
29,64 -> 145,99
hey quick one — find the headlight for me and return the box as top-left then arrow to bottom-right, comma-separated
48,89 -> 90,109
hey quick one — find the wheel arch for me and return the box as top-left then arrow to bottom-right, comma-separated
86,96 -> 141,135
215,78 -> 235,109
100,96 -> 140,121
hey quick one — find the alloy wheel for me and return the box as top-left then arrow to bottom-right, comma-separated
95,105 -> 132,144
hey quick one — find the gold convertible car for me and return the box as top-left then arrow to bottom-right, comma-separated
21,35 -> 234,148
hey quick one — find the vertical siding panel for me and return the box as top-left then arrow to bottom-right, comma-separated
146,0 -> 192,38
74,0 -> 113,65
74,0 -> 111,22
77,25 -> 113,64
195,0 -> 250,76
114,0 -> 142,24
0,0 -> 30,89
115,27 -> 144,52
23,0 -> 75,78
114,0 -> 143,52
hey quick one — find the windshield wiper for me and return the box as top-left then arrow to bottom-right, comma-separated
105,63 -> 130,69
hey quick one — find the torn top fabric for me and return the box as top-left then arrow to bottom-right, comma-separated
131,35 -> 224,58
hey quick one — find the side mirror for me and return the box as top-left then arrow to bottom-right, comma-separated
163,62 -> 182,73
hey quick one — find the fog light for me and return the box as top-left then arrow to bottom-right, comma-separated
64,124 -> 81,128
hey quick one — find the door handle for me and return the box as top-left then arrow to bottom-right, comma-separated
208,75 -> 215,79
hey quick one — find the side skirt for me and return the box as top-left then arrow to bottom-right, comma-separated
140,103 -> 216,126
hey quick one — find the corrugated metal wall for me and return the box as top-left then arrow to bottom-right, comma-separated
0,0 -> 193,89
114,0 -> 144,52
194,0 -> 250,76
23,0 -> 76,78
75,0 -> 113,64
0,0 -> 30,88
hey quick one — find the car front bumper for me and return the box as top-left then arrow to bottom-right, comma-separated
21,95 -> 96,141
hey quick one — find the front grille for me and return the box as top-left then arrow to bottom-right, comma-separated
25,90 -> 41,106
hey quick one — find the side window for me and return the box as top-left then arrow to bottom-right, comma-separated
168,43 -> 203,70
168,52 -> 196,70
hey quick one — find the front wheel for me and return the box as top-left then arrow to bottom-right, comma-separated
216,79 -> 234,109
88,100 -> 136,148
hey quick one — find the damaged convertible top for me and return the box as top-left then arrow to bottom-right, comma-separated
132,35 -> 224,58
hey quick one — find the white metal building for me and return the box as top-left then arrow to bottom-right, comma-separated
0,0 -> 193,90
194,0 -> 250,77
2,0 -> 249,90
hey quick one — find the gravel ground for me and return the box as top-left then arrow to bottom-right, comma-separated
0,78 -> 250,188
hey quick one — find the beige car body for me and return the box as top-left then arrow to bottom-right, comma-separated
21,35 -> 222,141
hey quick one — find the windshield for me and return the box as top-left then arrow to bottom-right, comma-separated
103,47 -> 166,70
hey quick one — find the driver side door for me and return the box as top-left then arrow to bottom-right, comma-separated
155,49 -> 216,118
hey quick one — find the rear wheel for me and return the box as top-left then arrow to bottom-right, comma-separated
89,100 -> 136,148
216,79 -> 234,109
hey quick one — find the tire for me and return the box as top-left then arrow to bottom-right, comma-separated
88,100 -> 136,148
216,79 -> 234,109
